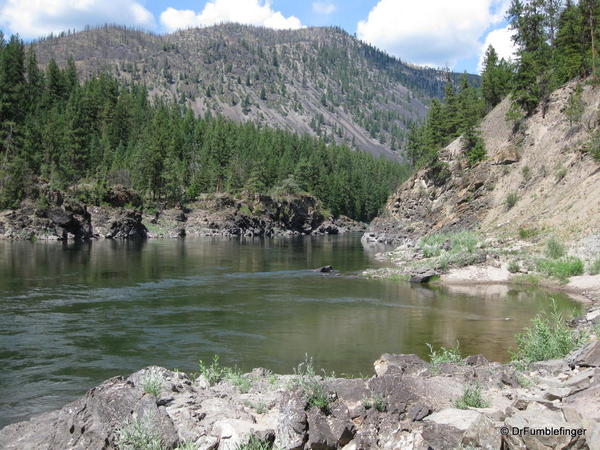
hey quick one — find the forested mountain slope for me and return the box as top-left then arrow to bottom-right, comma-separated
30,24 -> 477,159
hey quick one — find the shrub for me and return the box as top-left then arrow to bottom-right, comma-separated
556,166 -> 567,181
508,260 -> 520,273
511,301 -> 584,365
290,355 -> 333,413
545,238 -> 566,259
453,384 -> 489,409
427,343 -> 463,375
521,166 -> 531,182
589,258 -> 600,275
141,369 -> 163,397
198,355 -> 226,386
116,413 -> 163,450
506,192 -> 519,210
537,257 -> 584,281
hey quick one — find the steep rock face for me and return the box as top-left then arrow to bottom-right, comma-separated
364,81 -> 600,245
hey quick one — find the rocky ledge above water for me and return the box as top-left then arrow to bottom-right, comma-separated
2,343 -> 599,450
0,188 -> 366,241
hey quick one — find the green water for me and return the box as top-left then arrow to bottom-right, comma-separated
0,235 -> 580,427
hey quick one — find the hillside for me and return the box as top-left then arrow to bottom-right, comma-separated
30,24 -> 477,159
365,79 -> 600,245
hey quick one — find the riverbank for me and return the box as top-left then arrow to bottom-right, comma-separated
1,342 -> 598,449
0,190 -> 366,241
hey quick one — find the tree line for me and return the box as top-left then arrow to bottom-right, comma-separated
405,0 -> 600,171
0,34 -> 409,221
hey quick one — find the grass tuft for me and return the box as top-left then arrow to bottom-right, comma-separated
362,395 -> 386,412
141,369 -> 163,397
234,435 -> 271,450
508,260 -> 520,273
453,384 -> 489,409
116,412 -> 163,450
589,258 -> 600,275
518,227 -> 539,239
506,192 -> 518,210
290,355 -> 333,413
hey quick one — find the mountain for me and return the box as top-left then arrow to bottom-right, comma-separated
30,24 -> 478,160
364,79 -> 600,245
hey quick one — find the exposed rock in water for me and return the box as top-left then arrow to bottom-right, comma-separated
2,349 -> 598,449
408,268 -> 438,283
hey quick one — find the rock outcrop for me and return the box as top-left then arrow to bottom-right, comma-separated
364,80 -> 600,245
2,349 -> 599,449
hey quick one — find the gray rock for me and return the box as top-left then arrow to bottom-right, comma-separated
465,354 -> 489,366
529,359 -> 570,375
274,392 -> 307,450
567,340 -> 600,368
504,402 -> 586,449
373,353 -> 430,377
423,408 -> 500,450
409,269 -> 437,283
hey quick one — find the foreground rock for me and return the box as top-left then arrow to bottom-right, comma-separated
2,349 -> 599,449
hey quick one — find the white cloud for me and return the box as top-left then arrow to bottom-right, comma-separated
0,0 -> 155,39
312,2 -> 336,15
357,0 -> 510,68
478,25 -> 516,72
160,0 -> 303,33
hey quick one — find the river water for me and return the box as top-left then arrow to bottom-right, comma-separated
0,235 -> 580,427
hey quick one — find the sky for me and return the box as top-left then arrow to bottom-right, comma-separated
0,0 -> 517,74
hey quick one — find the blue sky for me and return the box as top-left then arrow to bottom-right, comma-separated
0,0 -> 516,73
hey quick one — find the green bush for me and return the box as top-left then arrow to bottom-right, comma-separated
511,302 -> 584,365
508,260 -> 520,273
537,257 -> 584,281
545,238 -> 565,259
290,356 -> 333,413
453,384 -> 489,409
589,258 -> 600,275
427,343 -> 463,375
198,355 -> 226,386
116,413 -> 163,450
556,166 -> 567,181
521,166 -> 531,182
506,192 -> 519,210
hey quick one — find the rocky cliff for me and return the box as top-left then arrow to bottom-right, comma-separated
364,80 -> 600,246
0,191 -> 364,241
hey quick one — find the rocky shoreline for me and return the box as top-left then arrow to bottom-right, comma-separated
0,189 -> 366,241
1,341 -> 599,449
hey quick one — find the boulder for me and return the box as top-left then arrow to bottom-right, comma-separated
504,401 -> 587,449
567,341 -> 600,368
318,265 -> 335,273
0,373 -> 178,450
106,210 -> 147,239
423,408 -> 500,450
409,269 -> 437,283
373,354 -> 430,377
274,392 -> 307,450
